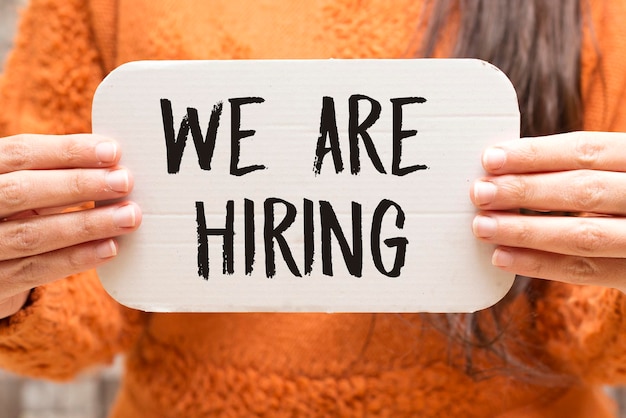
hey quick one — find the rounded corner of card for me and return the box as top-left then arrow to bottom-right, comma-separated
96,265 -> 137,311
467,272 -> 517,314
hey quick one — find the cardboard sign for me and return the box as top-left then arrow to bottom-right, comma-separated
92,59 -> 519,313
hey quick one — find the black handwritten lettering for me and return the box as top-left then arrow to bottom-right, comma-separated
244,198 -> 255,275
391,97 -> 428,176
195,198 -> 408,279
319,201 -> 363,277
229,97 -> 266,176
313,96 -> 344,175
349,95 -> 385,174
371,199 -> 408,277
196,200 -> 234,279
161,98 -> 223,174
304,198 -> 315,275
264,198 -> 302,278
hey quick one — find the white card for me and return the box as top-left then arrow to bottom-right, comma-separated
92,59 -> 519,313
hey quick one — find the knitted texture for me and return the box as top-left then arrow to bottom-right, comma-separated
1,0 -> 626,416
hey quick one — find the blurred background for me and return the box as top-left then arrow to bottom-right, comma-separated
1,0 -> 626,417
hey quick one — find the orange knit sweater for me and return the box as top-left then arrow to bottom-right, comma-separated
2,1 -> 626,417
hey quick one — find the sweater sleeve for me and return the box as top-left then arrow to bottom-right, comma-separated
0,271 -> 146,380
0,0 -> 146,381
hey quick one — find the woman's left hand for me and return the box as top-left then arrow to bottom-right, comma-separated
471,131 -> 626,292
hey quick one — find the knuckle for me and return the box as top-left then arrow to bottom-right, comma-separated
569,171 -> 604,212
574,134 -> 604,168
517,141 -> 541,165
516,142 -> 542,170
514,219 -> 535,246
67,169 -> 90,197
5,258 -> 42,288
564,256 -> 599,285
18,259 -> 40,286
501,176 -> 532,204
61,137 -> 85,165
569,221 -> 606,255
520,257 -> 544,277
0,176 -> 27,210
0,135 -> 31,171
65,248 -> 89,271
9,221 -> 42,253
76,211 -> 98,237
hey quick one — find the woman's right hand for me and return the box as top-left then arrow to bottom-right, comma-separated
0,134 -> 142,319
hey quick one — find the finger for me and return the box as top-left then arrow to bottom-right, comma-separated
0,202 -> 141,262
490,246 -> 626,290
0,290 -> 30,319
0,168 -> 132,218
0,239 -> 120,300
471,170 -> 626,215
0,134 -> 119,174
472,212 -> 626,258
2,202 -> 95,222
482,131 -> 626,175
4,203 -> 93,220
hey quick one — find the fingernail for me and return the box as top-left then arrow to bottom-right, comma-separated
473,181 -> 497,205
106,169 -> 129,193
95,142 -> 118,164
492,248 -> 513,267
473,215 -> 497,238
113,204 -> 137,228
482,148 -> 506,171
96,239 -> 118,259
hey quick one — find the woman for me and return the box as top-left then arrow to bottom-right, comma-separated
1,0 -> 626,416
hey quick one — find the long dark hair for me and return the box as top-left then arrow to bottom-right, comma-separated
418,0 -> 586,382
420,0 -> 583,137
